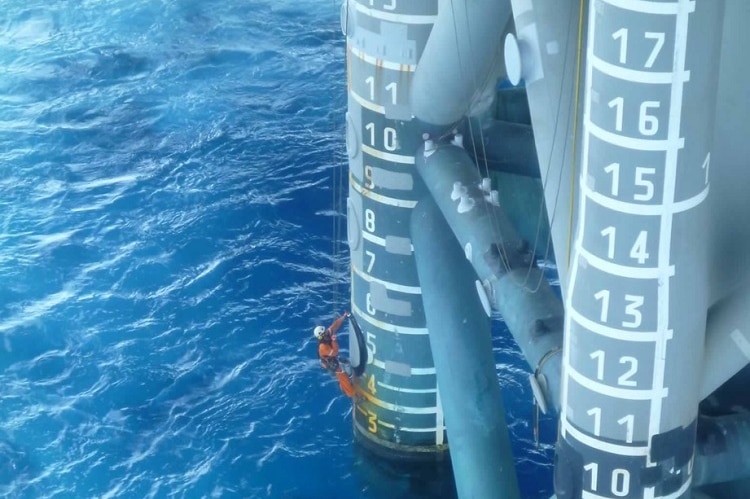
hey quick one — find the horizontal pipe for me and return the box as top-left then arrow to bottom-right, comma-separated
411,0 -> 512,125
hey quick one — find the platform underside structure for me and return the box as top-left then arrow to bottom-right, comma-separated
342,0 -> 750,497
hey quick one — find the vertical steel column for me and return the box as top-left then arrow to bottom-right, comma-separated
342,0 -> 446,458
555,1 -> 724,498
412,196 -> 520,499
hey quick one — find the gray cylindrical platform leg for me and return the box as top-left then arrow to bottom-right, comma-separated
343,0 -> 446,459
554,1 -> 725,498
412,196 -> 520,499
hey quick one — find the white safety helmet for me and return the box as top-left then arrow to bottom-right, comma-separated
313,326 -> 326,340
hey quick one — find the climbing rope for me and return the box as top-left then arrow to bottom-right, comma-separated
531,0 -> 586,445
331,0 -> 347,316
332,152 -> 342,316
520,0 -> 586,295
532,346 -> 563,447
566,0 -> 586,268
447,0 -> 581,294
448,0 -> 516,281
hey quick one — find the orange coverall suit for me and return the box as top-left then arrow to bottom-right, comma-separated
318,313 -> 355,398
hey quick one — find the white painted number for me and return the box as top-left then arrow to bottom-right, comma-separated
364,165 -> 374,188
364,79 -> 397,104
384,127 -> 397,152
365,123 -> 398,152
590,350 -> 605,380
617,414 -> 635,443
589,352 -> 639,387
604,164 -> 654,202
593,292 -> 642,327
608,97 -> 624,132
612,469 -> 631,496
385,82 -> 397,105
612,28 -> 665,68
607,98 -> 661,136
584,463 -> 631,496
702,153 -> 711,185
366,292 -> 376,315
639,101 -> 660,136
612,28 -> 628,64
600,230 -> 649,265
623,295 -> 643,328
602,228 -> 650,264
644,32 -> 665,68
604,163 -> 620,196
365,209 -> 375,232
584,462 -> 599,491
618,356 -> 638,387
365,250 -> 376,272
630,231 -> 650,264
601,226 -> 616,259
634,167 -> 655,201
587,407 -> 601,436
594,289 -> 610,323
365,76 -> 375,100
586,407 -> 634,446
365,122 -> 375,146
384,0 -> 396,10
366,331 -> 377,361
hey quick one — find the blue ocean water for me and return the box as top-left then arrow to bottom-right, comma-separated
0,1 -> 555,497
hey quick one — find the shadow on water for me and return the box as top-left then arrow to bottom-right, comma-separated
352,444 -> 457,499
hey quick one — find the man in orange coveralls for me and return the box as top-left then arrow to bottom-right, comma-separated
314,311 -> 355,398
